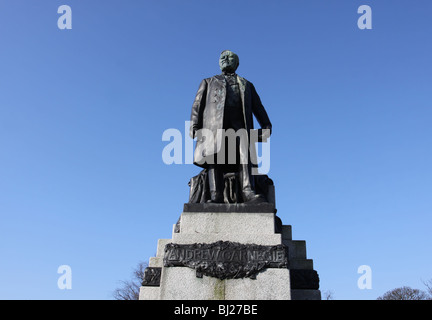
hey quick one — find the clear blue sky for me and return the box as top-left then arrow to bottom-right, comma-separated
0,0 -> 431,300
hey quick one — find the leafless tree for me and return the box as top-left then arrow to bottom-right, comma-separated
322,290 -> 335,300
113,261 -> 148,300
422,279 -> 432,298
377,286 -> 429,300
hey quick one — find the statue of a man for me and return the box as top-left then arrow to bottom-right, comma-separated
189,50 -> 272,203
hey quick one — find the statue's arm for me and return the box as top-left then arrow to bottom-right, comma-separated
250,83 -> 272,134
190,79 -> 208,139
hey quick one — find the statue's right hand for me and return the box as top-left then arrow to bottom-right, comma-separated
190,125 -> 198,139
258,126 -> 272,142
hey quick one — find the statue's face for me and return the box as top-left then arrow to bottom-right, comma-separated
219,51 -> 239,73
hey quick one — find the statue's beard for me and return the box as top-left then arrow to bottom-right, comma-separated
221,65 -> 237,74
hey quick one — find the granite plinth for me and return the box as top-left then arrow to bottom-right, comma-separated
139,203 -> 320,300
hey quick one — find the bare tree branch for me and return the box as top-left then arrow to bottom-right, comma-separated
113,261 -> 148,300
421,278 -> 432,299
322,290 -> 334,300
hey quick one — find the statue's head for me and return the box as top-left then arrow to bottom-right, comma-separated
219,50 -> 239,73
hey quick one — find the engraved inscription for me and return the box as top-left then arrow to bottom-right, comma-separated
163,241 -> 288,280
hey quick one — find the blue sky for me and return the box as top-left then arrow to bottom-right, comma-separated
0,0 -> 431,300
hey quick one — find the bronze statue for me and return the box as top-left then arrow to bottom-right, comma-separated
189,50 -> 272,204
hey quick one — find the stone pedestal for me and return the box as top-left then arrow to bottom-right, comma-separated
139,203 -> 320,300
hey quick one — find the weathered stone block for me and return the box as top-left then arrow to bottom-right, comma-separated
179,211 -> 276,235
